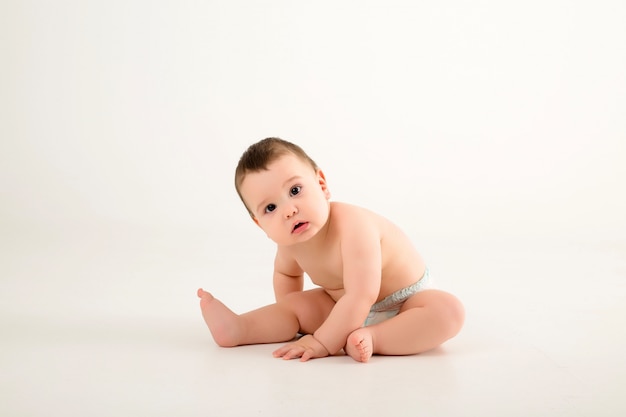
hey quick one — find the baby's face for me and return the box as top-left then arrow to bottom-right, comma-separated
240,153 -> 331,245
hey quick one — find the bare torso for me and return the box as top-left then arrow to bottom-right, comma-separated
279,202 -> 426,303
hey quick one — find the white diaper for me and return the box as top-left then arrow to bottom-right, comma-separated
363,268 -> 433,327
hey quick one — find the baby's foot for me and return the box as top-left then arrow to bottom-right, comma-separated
197,288 -> 243,347
345,328 -> 375,363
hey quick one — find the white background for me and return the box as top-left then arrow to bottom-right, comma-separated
3,0 -> 624,239
1,1 -> 625,416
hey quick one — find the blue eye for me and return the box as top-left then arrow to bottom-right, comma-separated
290,186 -> 302,196
265,204 -> 276,213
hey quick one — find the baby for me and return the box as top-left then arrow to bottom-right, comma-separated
198,138 -> 464,362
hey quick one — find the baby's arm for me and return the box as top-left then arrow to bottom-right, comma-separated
313,220 -> 382,354
273,251 -> 304,302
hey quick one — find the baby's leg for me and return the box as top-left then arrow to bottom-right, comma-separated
345,290 -> 464,362
197,288 -> 299,347
197,288 -> 334,347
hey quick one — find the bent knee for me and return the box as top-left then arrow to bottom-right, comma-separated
436,291 -> 465,337
278,289 -> 335,334
408,290 -> 465,336
448,296 -> 465,332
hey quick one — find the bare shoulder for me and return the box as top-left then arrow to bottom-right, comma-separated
329,201 -> 380,220
330,201 -> 420,257
329,201 -> 388,232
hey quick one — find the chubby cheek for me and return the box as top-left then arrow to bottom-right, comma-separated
259,220 -> 285,241
314,197 -> 331,219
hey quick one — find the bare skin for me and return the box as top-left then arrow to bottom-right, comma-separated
197,289 -> 245,348
198,287 -> 335,360
198,287 -> 464,362
345,329 -> 374,362
198,152 -> 465,362
199,287 -> 373,362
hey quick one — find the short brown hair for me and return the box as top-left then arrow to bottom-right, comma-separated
235,137 -> 318,216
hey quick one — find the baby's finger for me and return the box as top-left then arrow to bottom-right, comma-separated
273,344 -> 302,360
282,346 -> 305,360
300,349 -> 314,362
272,343 -> 294,358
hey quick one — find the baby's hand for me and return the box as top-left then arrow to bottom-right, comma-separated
272,334 -> 329,362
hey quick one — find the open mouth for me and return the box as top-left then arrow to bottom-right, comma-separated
292,222 -> 308,233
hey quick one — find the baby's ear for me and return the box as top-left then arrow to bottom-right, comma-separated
317,169 -> 331,199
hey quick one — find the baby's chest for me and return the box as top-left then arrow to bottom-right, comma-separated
295,251 -> 344,290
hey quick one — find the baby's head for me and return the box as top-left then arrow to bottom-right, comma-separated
235,137 -> 319,216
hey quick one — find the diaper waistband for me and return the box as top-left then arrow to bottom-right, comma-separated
370,267 -> 432,312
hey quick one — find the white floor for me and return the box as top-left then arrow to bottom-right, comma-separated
1,225 -> 625,417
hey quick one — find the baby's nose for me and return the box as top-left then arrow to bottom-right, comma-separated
285,205 -> 298,218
